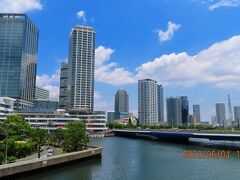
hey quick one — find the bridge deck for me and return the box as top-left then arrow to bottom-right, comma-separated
113,129 -> 240,141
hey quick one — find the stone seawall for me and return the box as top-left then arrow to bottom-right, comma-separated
0,147 -> 102,178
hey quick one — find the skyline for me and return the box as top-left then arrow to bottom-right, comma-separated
2,0 -> 240,121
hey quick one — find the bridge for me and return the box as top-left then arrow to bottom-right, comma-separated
113,129 -> 240,142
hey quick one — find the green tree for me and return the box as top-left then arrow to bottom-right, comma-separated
0,115 -> 32,163
63,122 -> 89,152
0,115 -> 31,141
53,128 -> 65,146
31,128 -> 48,158
107,122 -> 114,129
0,151 -> 4,164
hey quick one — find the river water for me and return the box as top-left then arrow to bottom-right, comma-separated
23,137 -> 240,180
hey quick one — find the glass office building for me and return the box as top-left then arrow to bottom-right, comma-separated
35,86 -> 49,100
0,14 -> 39,107
167,97 -> 182,127
115,89 -> 129,113
59,62 -> 68,108
180,96 -> 189,126
158,85 -> 164,122
216,103 -> 225,125
193,104 -> 201,123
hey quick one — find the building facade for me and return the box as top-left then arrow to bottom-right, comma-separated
35,87 -> 49,100
59,62 -> 68,108
114,89 -> 129,113
0,14 -> 39,108
68,25 -> 95,111
167,97 -> 182,127
0,97 -> 15,118
0,110 -> 108,132
158,85 -> 164,122
193,104 -> 201,123
216,103 -> 225,125
138,79 -> 158,125
180,96 -> 189,126
34,100 -> 59,111
211,116 -> 217,125
188,114 -> 197,126
107,111 -> 115,123
234,106 -> 240,126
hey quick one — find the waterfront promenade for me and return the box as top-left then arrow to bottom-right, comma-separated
0,147 -> 102,178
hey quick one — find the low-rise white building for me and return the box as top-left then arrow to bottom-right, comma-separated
13,110 -> 108,132
0,98 -> 108,132
0,97 -> 15,117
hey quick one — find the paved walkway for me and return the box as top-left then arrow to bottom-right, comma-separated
16,146 -> 63,162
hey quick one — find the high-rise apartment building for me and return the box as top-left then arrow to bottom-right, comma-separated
158,85 -> 164,122
138,79 -> 158,125
234,106 -> 240,125
167,97 -> 182,126
35,87 -> 49,100
0,14 -> 39,107
115,89 -> 129,113
216,103 -> 225,125
180,96 -> 189,126
67,25 -> 95,111
193,104 -> 201,123
59,62 -> 68,108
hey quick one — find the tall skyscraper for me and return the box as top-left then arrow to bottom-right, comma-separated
0,14 -> 39,107
180,96 -> 189,126
115,89 -> 129,113
35,87 -> 49,100
158,85 -> 164,122
193,105 -> 201,123
59,62 -> 68,108
167,97 -> 182,126
67,25 -> 95,111
216,103 -> 225,125
138,79 -> 158,125
234,106 -> 240,125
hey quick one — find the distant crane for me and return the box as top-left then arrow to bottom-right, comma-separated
227,94 -> 233,128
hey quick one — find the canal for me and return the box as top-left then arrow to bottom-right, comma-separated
23,137 -> 240,180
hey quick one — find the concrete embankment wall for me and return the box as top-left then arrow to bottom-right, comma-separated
0,147 -> 102,178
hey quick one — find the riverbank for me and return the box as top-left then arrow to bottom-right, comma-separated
0,146 -> 102,179
21,137 -> 240,180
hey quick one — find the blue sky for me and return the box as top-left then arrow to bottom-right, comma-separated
1,0 -> 240,121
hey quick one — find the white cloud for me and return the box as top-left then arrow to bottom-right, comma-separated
156,21 -> 181,42
95,46 -> 136,85
76,10 -> 87,23
94,91 -> 112,111
0,0 -> 42,13
37,35 -> 240,101
36,70 -> 60,101
95,46 -> 114,67
95,36 -> 240,88
194,0 -> 240,10
136,35 -> 240,88
209,0 -> 240,10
